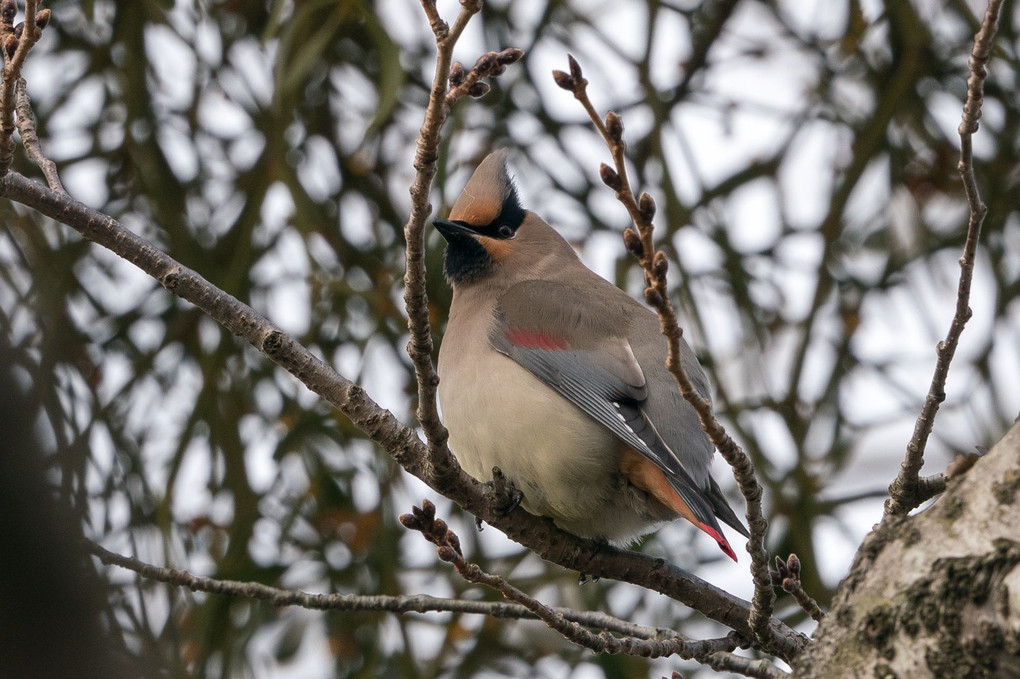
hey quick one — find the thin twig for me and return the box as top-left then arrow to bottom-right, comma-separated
553,56 -> 776,646
884,0 -> 1002,520
401,0 -> 522,482
0,0 -> 47,177
15,77 -> 63,191
771,554 -> 824,623
401,500 -> 779,674
88,538 -> 677,638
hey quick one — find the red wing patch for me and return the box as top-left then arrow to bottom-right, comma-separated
503,327 -> 570,351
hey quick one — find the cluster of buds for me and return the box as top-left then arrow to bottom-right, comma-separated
771,552 -> 824,621
552,53 -> 586,92
2,0 -> 51,61
399,499 -> 464,563
449,47 -> 524,98
771,553 -> 802,587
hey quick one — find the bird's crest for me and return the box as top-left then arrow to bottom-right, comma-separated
449,149 -> 519,226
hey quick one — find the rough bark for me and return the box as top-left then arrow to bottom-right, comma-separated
793,420 -> 1020,678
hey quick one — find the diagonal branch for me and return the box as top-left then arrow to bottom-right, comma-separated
553,56 -> 777,646
883,0 -> 1003,520
0,171 -> 427,472
15,77 -> 62,191
402,501 -> 786,677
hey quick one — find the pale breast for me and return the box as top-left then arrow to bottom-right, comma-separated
438,327 -> 670,544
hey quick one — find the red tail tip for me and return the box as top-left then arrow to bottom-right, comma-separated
699,522 -> 738,562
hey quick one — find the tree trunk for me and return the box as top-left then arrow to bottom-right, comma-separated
793,420 -> 1020,678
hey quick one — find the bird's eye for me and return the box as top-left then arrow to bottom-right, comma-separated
497,224 -> 514,239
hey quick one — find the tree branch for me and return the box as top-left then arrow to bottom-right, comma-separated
15,77 -> 62,191
884,0 -> 1002,520
0,171 -> 426,469
553,56 -> 777,646
0,0 -> 48,178
87,538 -> 680,639
703,655 -> 789,679
402,500 -> 784,676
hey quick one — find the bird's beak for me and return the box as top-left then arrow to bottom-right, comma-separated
434,219 -> 480,241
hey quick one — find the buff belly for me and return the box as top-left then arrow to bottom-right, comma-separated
438,346 -> 670,544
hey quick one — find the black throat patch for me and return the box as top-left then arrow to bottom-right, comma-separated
443,232 -> 493,285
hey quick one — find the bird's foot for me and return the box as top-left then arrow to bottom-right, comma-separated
490,466 -> 523,516
474,467 -> 523,532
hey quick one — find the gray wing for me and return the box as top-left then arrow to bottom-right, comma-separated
490,280 -> 727,534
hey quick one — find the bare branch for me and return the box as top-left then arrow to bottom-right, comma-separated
554,57 -> 776,646
401,500 -> 777,674
0,0 -> 48,178
445,48 -> 524,106
15,78 -> 62,191
0,171 -> 428,470
884,0 -> 1003,520
87,539 -> 678,638
402,1 -> 480,472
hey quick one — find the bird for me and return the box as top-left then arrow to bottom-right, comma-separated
434,149 -> 749,561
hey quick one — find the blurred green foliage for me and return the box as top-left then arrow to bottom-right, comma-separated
1,0 -> 1018,677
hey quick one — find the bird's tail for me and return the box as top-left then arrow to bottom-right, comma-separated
707,476 -> 750,538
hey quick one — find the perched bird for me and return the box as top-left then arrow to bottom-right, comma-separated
435,150 -> 748,561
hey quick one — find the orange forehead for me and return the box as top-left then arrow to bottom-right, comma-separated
448,188 -> 503,226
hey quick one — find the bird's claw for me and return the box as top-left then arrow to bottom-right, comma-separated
490,466 -> 523,516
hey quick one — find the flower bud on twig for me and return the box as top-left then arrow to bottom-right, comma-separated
652,251 -> 669,278
3,34 -> 17,59
638,191 -> 656,223
568,54 -> 583,81
474,52 -> 496,73
644,287 -> 662,306
0,0 -> 15,25
605,111 -> 623,143
498,47 -> 524,64
467,81 -> 490,98
623,228 -> 644,258
449,62 -> 465,87
599,163 -> 622,192
552,70 -> 573,90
